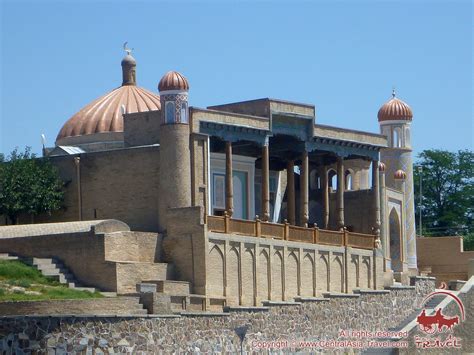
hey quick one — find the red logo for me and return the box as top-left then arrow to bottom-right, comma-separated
416,291 -> 465,334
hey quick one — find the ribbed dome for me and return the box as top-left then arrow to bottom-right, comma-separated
56,51 -> 161,145
56,86 -> 161,143
394,169 -> 407,180
378,161 -> 386,172
158,71 -> 189,92
378,91 -> 413,122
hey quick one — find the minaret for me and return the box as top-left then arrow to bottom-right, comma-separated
158,71 -> 192,230
378,90 -> 417,274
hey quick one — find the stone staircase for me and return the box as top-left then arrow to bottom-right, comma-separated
0,253 -> 115,296
0,252 -> 149,316
23,257 -> 97,293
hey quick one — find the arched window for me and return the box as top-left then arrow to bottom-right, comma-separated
180,102 -> 188,123
405,128 -> 410,147
393,128 -> 402,148
328,169 -> 337,190
345,170 -> 353,190
165,101 -> 175,124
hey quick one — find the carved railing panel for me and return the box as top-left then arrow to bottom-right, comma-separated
229,218 -> 256,236
288,225 -> 313,243
260,222 -> 285,239
318,230 -> 344,246
347,231 -> 375,250
207,215 -> 225,233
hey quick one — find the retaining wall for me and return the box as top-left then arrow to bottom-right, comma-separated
0,278 -> 434,353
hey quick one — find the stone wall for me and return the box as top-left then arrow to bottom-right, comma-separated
0,279 -> 434,354
417,236 -> 474,285
163,206 -> 207,295
206,231 -> 384,306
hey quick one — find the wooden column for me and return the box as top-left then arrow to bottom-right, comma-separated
287,160 -> 296,225
336,157 -> 345,230
372,160 -> 381,240
322,166 -> 329,229
300,151 -> 309,226
261,144 -> 270,221
225,141 -> 234,217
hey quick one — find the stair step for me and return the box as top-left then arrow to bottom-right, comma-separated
71,286 -> 96,293
0,253 -> 19,260
36,265 -> 69,273
100,292 -> 118,297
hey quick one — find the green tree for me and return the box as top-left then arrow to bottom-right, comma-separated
414,149 -> 473,239
0,147 -> 64,224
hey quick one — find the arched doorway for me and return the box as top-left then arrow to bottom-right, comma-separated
389,208 -> 402,272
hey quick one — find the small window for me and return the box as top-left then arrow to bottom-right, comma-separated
345,170 -> 353,191
165,101 -> 175,124
180,102 -> 188,123
405,128 -> 410,147
393,128 -> 402,148
328,169 -> 337,190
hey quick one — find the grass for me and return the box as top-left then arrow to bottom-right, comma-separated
0,259 -> 102,301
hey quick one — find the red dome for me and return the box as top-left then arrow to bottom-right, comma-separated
158,71 -> 189,92
394,169 -> 407,180
378,92 -> 413,122
56,85 -> 161,143
378,161 -> 386,172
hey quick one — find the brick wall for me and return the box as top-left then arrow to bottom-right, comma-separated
206,232 -> 384,306
417,237 -> 474,285
1,146 -> 161,232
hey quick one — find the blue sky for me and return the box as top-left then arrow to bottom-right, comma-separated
1,0 -> 472,158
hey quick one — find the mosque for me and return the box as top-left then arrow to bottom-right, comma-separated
1,49 -> 419,306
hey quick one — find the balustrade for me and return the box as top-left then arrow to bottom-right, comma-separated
206,215 -> 375,250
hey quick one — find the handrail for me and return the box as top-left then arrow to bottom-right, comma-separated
206,215 -> 376,250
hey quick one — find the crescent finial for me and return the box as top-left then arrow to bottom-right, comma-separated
123,41 -> 132,55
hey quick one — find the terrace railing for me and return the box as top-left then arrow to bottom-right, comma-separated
206,214 -> 376,250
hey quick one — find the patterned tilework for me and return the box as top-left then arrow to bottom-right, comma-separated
160,93 -> 188,124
